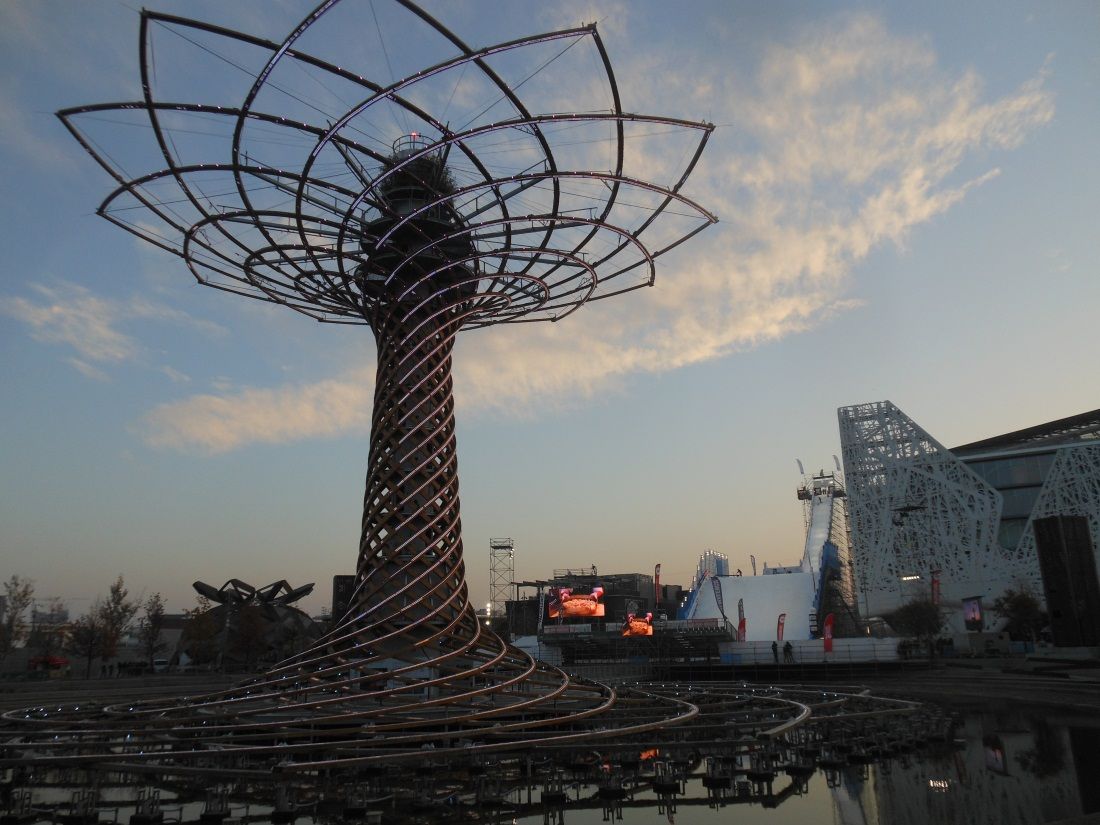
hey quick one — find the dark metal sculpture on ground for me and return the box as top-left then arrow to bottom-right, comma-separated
184,580 -> 320,668
192,580 -> 314,607
0,1 -> 928,790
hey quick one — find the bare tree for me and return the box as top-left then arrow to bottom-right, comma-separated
27,597 -> 67,660
136,592 -> 167,670
97,575 -> 138,669
66,605 -> 105,678
182,596 -> 218,668
0,576 -> 34,663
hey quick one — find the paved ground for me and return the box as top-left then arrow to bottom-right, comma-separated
862,658 -> 1100,716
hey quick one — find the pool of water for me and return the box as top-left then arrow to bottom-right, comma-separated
4,707 -> 1097,824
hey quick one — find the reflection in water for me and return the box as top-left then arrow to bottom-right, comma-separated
2,709 -> 1096,824
860,710 -> 1098,825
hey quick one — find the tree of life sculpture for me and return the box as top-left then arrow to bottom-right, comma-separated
7,0 -> 717,774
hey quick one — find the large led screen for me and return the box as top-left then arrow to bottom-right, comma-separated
963,596 -> 984,631
547,585 -> 605,618
622,612 -> 653,637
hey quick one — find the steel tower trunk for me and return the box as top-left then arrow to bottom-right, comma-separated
351,306 -> 471,653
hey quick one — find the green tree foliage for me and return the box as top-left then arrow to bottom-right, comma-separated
991,586 -> 1048,642
0,575 -> 34,662
885,597 -> 945,658
137,592 -> 167,670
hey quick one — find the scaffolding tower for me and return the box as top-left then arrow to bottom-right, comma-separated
489,538 -> 515,619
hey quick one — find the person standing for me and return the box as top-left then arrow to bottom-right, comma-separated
771,641 -> 779,663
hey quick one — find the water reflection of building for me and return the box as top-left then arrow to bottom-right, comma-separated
836,711 -> 1099,824
840,401 -> 1100,636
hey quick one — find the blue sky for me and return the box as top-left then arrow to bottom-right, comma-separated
1,0 -> 1097,617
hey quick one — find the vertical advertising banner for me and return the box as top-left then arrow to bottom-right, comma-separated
823,613 -> 835,653
776,613 -> 786,641
931,570 -> 941,605
737,598 -> 746,641
963,597 -> 983,631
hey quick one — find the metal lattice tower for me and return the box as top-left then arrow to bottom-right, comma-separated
4,0 -> 716,774
1015,443 -> 1100,583
798,469 -> 860,634
838,401 -> 1005,617
488,537 -> 514,619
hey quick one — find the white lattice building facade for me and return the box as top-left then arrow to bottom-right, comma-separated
839,401 -> 1100,631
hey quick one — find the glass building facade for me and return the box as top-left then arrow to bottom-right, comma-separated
963,451 -> 1058,550
953,411 -> 1100,570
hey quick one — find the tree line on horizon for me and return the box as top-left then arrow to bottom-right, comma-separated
1,574 -> 166,677
1,575 -> 317,676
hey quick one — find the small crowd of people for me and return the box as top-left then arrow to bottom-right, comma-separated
771,640 -> 795,663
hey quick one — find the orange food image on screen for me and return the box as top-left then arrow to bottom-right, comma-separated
622,612 -> 653,637
558,586 -> 604,617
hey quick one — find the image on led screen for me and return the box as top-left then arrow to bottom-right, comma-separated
622,612 -> 654,636
547,585 -> 605,618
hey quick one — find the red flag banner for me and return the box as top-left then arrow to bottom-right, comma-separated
737,617 -> 746,642
777,613 -> 786,641
823,613 -> 835,653
931,570 -> 941,605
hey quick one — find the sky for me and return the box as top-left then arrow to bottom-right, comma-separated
1,0 -> 1097,619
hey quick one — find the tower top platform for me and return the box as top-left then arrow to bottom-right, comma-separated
58,5 -> 716,331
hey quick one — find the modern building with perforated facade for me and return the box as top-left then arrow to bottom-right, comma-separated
839,401 -> 1100,636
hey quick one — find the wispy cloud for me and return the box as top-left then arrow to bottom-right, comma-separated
138,12 -> 1054,454
1,282 -> 226,376
141,370 -> 375,453
159,365 -> 192,384
67,358 -> 111,382
3,284 -> 140,363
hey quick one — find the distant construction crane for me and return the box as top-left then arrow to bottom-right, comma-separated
489,538 -> 515,619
